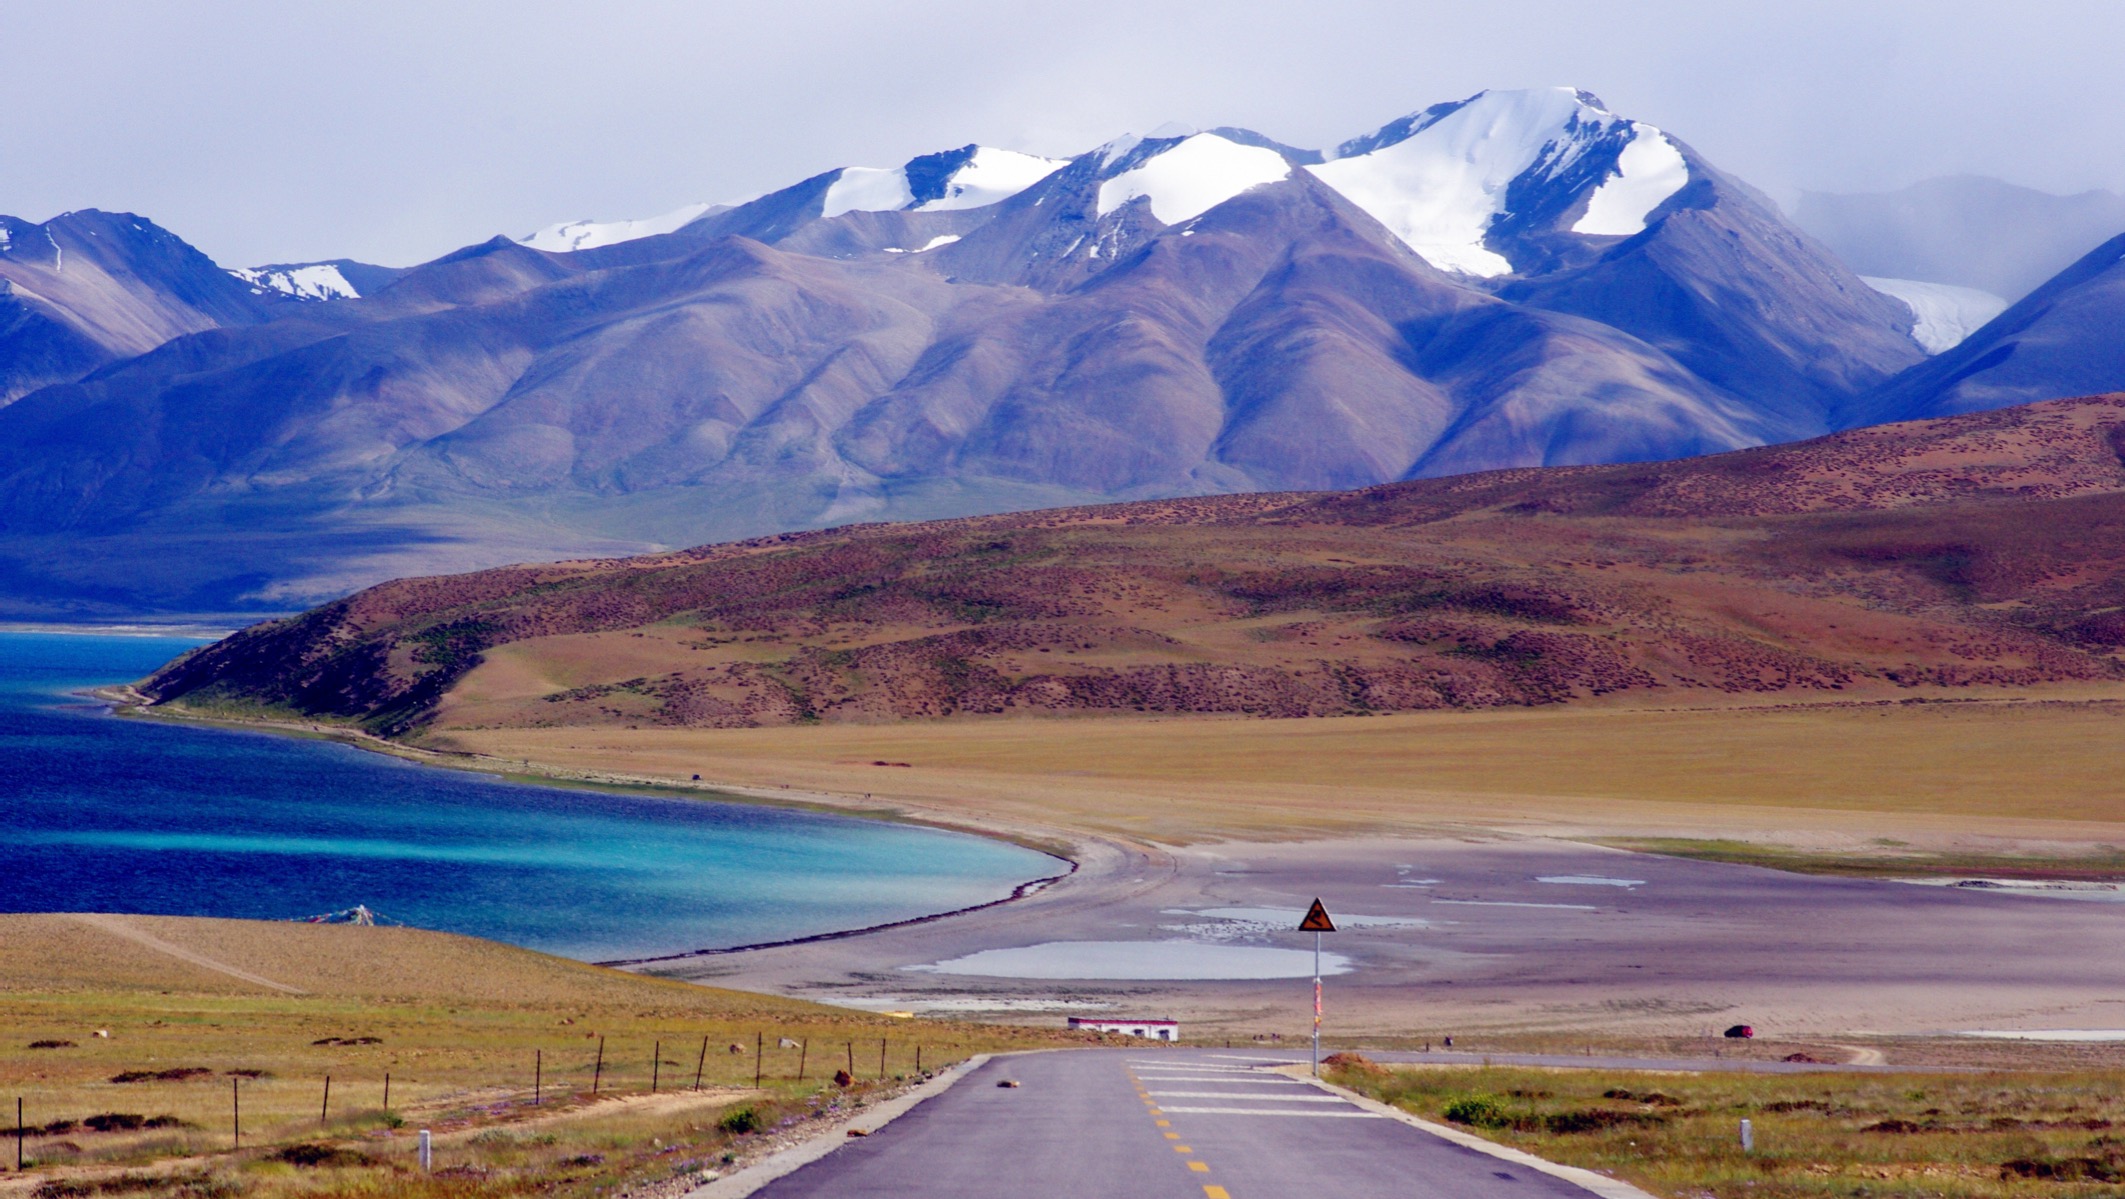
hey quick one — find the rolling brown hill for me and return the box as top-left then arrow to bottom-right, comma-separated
142,393 -> 2125,736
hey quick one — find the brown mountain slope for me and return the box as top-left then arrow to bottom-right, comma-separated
142,393 -> 2125,735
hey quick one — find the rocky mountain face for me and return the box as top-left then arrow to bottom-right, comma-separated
0,89 -> 1935,613
0,210 -> 286,405
140,392 -> 2125,736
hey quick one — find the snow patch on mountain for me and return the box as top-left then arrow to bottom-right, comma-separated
914,148 -> 1063,212
882,234 -> 962,254
521,203 -> 716,252
827,147 -> 1064,219
1309,87 -> 1685,276
1096,133 -> 1291,225
822,167 -> 916,219
229,263 -> 360,301
1573,125 -> 1689,236
1862,277 -> 2010,354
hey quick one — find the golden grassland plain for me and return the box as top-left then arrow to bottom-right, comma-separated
0,914 -> 1089,1198
416,694 -> 2125,859
1328,1058 -> 2125,1199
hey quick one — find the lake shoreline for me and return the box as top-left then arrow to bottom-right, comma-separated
93,685 -> 1087,864
87,684 -> 1099,968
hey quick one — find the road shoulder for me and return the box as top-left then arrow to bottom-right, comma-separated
685,1053 -> 995,1198
1282,1067 -> 1661,1199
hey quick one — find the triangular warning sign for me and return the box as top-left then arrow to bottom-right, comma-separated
1298,898 -> 1336,932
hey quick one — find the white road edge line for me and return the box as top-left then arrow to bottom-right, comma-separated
1283,1069 -> 1663,1199
685,1052 -> 993,1199
1136,1077 -> 1309,1084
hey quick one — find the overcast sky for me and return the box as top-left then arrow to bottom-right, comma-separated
3,0 -> 2119,267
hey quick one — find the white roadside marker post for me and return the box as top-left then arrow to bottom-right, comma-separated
1740,1118 -> 1754,1152
1298,899 -> 1337,1077
419,1128 -> 432,1172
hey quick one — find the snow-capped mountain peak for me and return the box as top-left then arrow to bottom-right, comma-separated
1309,87 -> 1689,276
1095,132 -> 1292,225
824,145 -> 1065,218
230,262 -> 361,301
910,147 -> 1064,211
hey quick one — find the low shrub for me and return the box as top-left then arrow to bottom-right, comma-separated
1443,1095 -> 1513,1129
718,1105 -> 769,1134
110,1067 -> 212,1083
272,1143 -> 372,1168
1540,1109 -> 1666,1134
2002,1151 -> 2125,1182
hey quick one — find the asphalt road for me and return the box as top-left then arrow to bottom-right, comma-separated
747,1048 -> 1617,1199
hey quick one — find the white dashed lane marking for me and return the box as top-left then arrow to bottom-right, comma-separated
1157,1106 -> 1385,1118
1148,1092 -> 1349,1102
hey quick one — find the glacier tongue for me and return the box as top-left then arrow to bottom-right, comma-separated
1095,133 -> 1291,225
1862,277 -> 2010,354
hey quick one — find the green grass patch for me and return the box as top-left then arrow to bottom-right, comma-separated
1329,1058 -> 2125,1199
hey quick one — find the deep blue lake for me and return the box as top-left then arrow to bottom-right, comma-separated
0,630 -> 1056,961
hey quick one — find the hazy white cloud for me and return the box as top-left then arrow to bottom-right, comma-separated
1,0 -> 2118,267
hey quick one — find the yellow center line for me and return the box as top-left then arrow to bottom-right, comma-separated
1172,1144 -> 1192,1153
1155,1119 -> 1170,1127
1189,1161 -> 1210,1173
1205,1187 -> 1232,1199
1164,1132 -> 1180,1140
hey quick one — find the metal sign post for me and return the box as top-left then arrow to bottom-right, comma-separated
1297,899 -> 1337,1076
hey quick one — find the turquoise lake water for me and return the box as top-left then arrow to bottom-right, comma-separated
0,630 -> 1057,961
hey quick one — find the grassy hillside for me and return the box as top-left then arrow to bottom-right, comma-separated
0,914 -> 1079,1196
139,392 -> 2125,739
